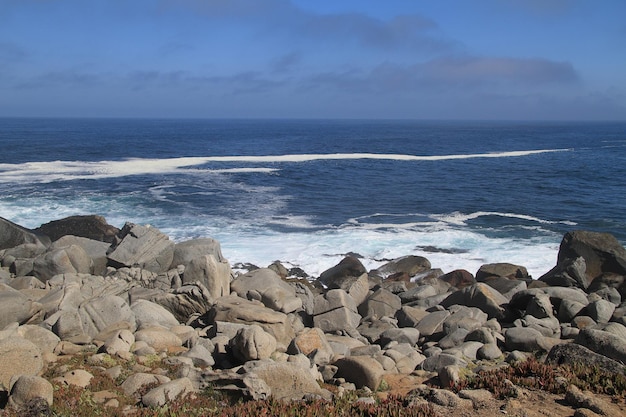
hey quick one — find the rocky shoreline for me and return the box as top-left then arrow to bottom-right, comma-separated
1,215 -> 626,416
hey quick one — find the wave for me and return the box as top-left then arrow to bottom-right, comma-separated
432,211 -> 577,226
0,148 -> 570,183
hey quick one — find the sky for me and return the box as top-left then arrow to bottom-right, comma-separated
0,0 -> 625,120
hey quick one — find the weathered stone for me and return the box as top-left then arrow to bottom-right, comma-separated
399,285 -> 438,304
34,215 -> 119,243
415,310 -> 450,339
51,235 -> 110,276
17,324 -> 60,354
0,217 -> 50,250
183,254 -> 231,298
558,231 -> 626,285
540,256 -> 589,289
131,299 -> 180,329
438,365 -> 460,388
476,263 -> 530,281
438,269 -> 476,289
170,237 -> 226,269
32,245 -> 92,281
370,255 -> 431,279
107,222 -> 174,273
53,369 -> 93,388
242,359 -> 331,400
231,268 -> 301,313
420,353 -> 467,373
558,299 -> 586,323
148,283 -> 214,323
0,335 -> 43,387
290,327 -> 334,365
121,373 -> 171,397
318,256 -> 367,289
334,355 -> 385,390
231,325 -> 277,362
546,343 -> 626,376
8,375 -> 54,408
205,295 -> 295,349
78,295 -> 136,337
100,329 -> 135,356
379,327 -> 420,347
586,298 -> 615,324
481,276 -> 527,300
565,385 -> 614,416
134,327 -> 183,352
396,305 -> 429,328
440,283 -> 507,319
477,343 -> 502,360
142,377 -> 195,407
505,326 -> 553,352
7,276 -> 46,290
358,288 -> 401,319
0,285 -> 43,329
344,273 -> 370,306
575,328 -> 626,364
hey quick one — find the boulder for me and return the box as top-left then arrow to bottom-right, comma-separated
318,256 -> 367,289
358,288 -> 401,319
147,283 -> 214,323
78,295 -> 136,337
32,245 -> 93,281
230,325 -> 277,362
34,215 -> 119,243
539,257 -> 589,289
170,237 -> 227,268
396,305 -> 429,328
0,285 -> 44,329
415,310 -> 450,339
438,269 -> 476,289
183,254 -> 231,298
230,268 -> 302,313
505,327 -> 553,352
131,299 -> 180,329
585,298 -> 615,324
134,327 -> 183,352
0,217 -> 50,250
141,377 -> 194,407
107,222 -> 174,273
241,359 -> 331,401
574,328 -> 626,364
17,324 -> 61,354
289,327 -> 334,365
370,255 -> 431,279
51,236 -> 110,276
556,231 -> 626,287
8,375 -> 54,408
440,283 -> 508,319
121,373 -> 171,397
0,335 -> 44,387
334,355 -> 385,390
205,295 -> 295,349
313,289 -> 361,333
476,263 -> 530,281
546,343 -> 626,376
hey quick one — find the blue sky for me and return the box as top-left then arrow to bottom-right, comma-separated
1,0 -> 625,120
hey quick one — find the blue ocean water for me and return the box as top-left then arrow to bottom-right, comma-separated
1,118 -> 625,278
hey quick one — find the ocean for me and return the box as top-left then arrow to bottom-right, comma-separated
1,118 -> 624,279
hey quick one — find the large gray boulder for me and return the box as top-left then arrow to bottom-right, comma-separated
241,358 -> 331,401
575,328 -> 626,364
32,244 -> 93,281
146,283 -> 214,323
230,268 -> 302,314
545,231 -> 626,289
0,285 -> 44,329
51,236 -> 110,276
131,299 -> 180,329
205,295 -> 295,349
370,255 -> 431,280
34,215 -> 119,243
230,325 -> 277,362
358,288 -> 401,319
107,223 -> 174,273
440,283 -> 508,319
8,375 -> 54,409
183,254 -> 231,298
476,263 -> 531,281
170,237 -> 226,268
334,355 -> 385,390
318,256 -> 367,289
313,289 -> 361,333
0,334 -> 44,387
0,217 -> 50,250
77,295 -> 136,337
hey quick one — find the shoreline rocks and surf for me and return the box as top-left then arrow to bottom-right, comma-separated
1,214 -> 625,415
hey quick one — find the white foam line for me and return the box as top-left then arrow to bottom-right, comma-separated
0,149 -> 569,183
433,211 -> 574,226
